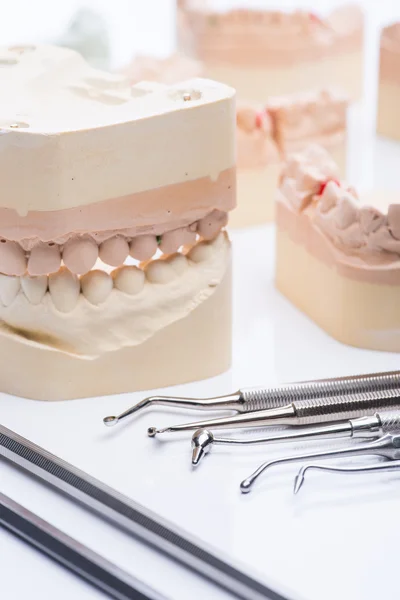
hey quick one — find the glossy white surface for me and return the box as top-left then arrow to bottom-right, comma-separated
2,1 -> 400,599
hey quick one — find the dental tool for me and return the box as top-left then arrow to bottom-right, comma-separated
190,410 -> 400,466
148,385 -> 400,436
0,423 -> 284,600
240,433 -> 400,494
0,492 -> 165,600
293,460 -> 400,494
103,370 -> 400,427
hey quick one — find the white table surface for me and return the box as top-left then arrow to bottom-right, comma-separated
2,1 -> 400,599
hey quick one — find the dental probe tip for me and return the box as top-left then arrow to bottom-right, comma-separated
293,471 -> 305,495
103,416 -> 118,427
147,426 -> 169,437
191,429 -> 214,466
240,478 -> 253,494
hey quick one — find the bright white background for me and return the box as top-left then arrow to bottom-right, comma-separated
1,1 -> 400,599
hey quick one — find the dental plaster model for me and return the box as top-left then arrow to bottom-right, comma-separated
232,88 -> 348,228
377,23 -> 400,140
178,2 -> 364,102
0,44 -> 236,400
123,53 -> 203,85
275,145 -> 400,353
122,55 -> 347,228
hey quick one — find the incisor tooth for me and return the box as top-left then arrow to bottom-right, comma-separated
63,237 -> 98,275
28,243 -> 61,276
49,267 -> 80,313
0,275 -> 20,306
81,270 -> 113,305
21,275 -> 47,305
0,241 -> 26,276
112,265 -> 145,295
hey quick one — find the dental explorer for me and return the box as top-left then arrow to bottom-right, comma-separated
293,460 -> 400,494
147,386 -> 400,436
240,433 -> 400,494
103,370 -> 400,427
190,410 -> 400,466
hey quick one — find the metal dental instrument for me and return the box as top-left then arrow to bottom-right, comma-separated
148,386 -> 400,436
293,460 -> 400,494
240,433 -> 400,494
103,370 -> 400,427
0,492 -> 166,600
190,410 -> 400,466
0,424 -> 288,600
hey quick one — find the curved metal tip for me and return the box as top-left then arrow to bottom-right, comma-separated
190,429 -> 214,466
293,470 -> 305,495
192,445 -> 205,466
103,416 -> 118,427
147,427 -> 158,437
240,478 -> 252,494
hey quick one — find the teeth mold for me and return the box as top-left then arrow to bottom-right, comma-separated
275,145 -> 400,353
0,44 -> 235,400
178,2 -> 364,102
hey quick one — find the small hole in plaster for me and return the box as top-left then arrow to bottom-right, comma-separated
169,89 -> 202,103
1,240 -> 6,243
48,242 -> 55,247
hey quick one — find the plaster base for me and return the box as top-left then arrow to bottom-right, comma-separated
276,228 -> 400,353
0,266 -> 232,400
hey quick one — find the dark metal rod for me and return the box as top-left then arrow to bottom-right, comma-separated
0,424 -> 291,600
0,492 -> 167,600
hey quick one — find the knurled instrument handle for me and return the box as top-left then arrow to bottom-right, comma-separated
293,390 -> 400,424
240,371 -> 400,412
379,410 -> 400,432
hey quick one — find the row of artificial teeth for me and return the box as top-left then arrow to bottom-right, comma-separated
0,237 -> 219,313
201,10 -> 317,27
0,210 -> 227,278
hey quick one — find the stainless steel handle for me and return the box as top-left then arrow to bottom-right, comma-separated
292,389 -> 400,424
379,410 -> 400,432
240,371 -> 400,412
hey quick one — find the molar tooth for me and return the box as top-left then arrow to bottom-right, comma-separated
21,275 -> 47,305
145,259 -> 176,284
360,207 -> 385,234
0,275 -> 20,306
129,235 -> 158,261
333,196 -> 358,230
62,237 -> 98,275
182,226 -> 197,247
188,240 -> 214,263
319,180 -> 340,213
81,270 -> 113,305
296,166 -> 324,192
0,240 -> 26,276
165,253 -> 188,275
159,229 -> 186,254
112,265 -> 145,295
28,243 -> 61,275
99,236 -> 129,266
197,210 -> 228,240
49,267 -> 80,313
